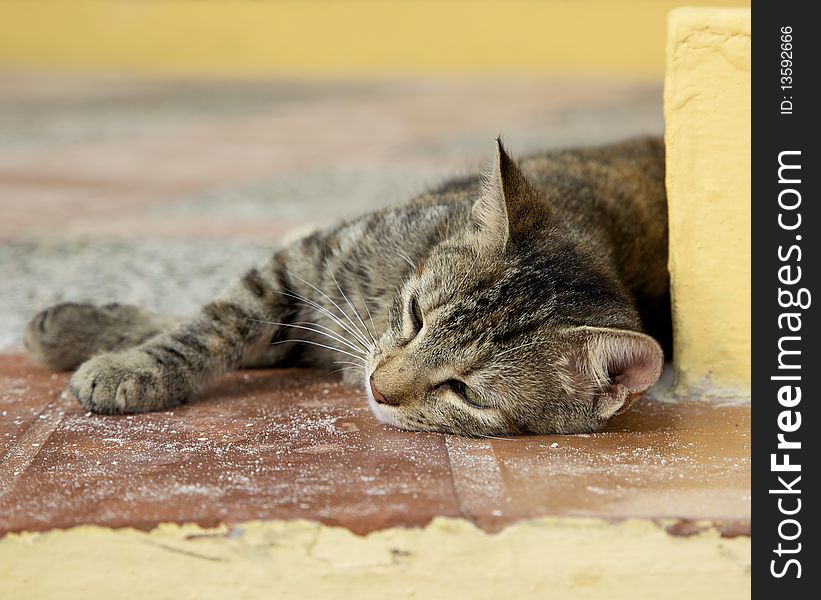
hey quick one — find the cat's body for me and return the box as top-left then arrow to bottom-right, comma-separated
24,137 -> 669,436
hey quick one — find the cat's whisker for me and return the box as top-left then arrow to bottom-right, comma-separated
286,267 -> 370,344
291,319 -> 370,354
275,288 -> 367,347
328,366 -> 361,376
252,319 -> 365,356
271,289 -> 372,351
333,255 -> 379,343
283,268 -> 373,350
339,258 -> 379,345
277,276 -> 359,340
332,360 -> 364,368
396,250 -> 416,270
270,338 -> 367,363
325,263 -> 376,346
354,291 -> 378,345
297,299 -> 370,350
250,312 -> 363,353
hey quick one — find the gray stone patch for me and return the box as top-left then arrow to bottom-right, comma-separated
0,238 -> 271,349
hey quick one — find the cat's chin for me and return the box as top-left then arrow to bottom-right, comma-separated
365,392 -> 405,429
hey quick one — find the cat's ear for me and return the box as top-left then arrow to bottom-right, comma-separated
471,138 -> 531,252
562,326 -> 664,419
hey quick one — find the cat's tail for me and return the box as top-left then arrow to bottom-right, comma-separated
23,302 -> 182,371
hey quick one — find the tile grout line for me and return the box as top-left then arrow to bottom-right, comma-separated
0,390 -> 71,498
444,435 -> 511,523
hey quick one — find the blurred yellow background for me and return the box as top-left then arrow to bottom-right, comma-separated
1,0 -> 749,76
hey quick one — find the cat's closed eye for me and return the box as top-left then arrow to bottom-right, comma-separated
407,295 -> 424,339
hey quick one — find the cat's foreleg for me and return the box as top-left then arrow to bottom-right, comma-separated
67,262 -> 292,414
24,303 -> 183,371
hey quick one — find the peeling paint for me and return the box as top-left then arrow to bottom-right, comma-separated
0,517 -> 750,600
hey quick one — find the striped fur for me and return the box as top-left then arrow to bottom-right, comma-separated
23,137 -> 669,435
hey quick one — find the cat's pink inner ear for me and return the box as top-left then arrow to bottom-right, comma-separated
580,328 -> 664,420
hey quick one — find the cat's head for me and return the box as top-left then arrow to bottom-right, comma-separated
365,140 -> 663,436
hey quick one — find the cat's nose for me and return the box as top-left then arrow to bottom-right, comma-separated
369,376 -> 398,405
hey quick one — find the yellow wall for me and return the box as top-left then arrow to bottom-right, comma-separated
664,7 -> 751,393
0,517 -> 750,600
1,1 -> 749,76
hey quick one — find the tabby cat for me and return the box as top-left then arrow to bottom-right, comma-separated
23,137 -> 670,436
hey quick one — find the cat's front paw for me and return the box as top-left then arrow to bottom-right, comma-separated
69,350 -> 186,414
